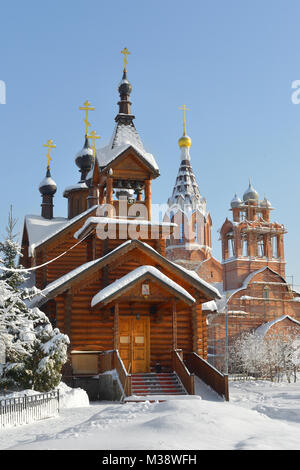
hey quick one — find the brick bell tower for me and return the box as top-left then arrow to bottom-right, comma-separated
220,180 -> 287,291
164,106 -> 213,270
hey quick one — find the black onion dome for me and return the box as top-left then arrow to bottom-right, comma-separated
118,70 -> 132,97
75,135 -> 93,172
39,167 -> 57,196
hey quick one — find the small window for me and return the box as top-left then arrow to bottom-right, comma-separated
263,286 -> 270,299
258,238 -> 264,257
180,223 -> 184,243
242,238 -> 248,256
194,222 -> 198,242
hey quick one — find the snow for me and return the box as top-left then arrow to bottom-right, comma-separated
0,382 -> 89,409
55,382 -> 89,409
1,379 -> 300,449
202,300 -> 217,311
38,175 -> 56,190
74,216 -> 176,239
63,182 -> 88,196
94,122 -> 159,172
24,215 -> 67,257
24,205 -> 97,257
255,314 -> 300,338
91,265 -> 196,306
75,147 -> 93,158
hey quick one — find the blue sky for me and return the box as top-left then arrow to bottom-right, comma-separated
0,0 -> 300,286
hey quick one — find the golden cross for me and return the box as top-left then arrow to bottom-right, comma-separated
43,139 -> 56,169
88,130 -> 101,157
121,47 -> 131,72
179,104 -> 190,135
79,100 -> 95,136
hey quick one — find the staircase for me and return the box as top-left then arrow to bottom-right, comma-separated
129,373 -> 188,398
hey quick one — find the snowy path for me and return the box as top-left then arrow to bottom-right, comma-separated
1,380 -> 300,450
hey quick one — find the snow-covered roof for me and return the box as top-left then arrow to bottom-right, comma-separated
73,216 -> 177,239
91,121 -> 159,175
202,300 -> 217,312
213,266 -> 289,313
24,205 -> 97,257
91,265 -> 196,307
167,148 -> 207,215
38,175 -> 57,191
255,315 -> 300,338
24,215 -> 68,257
63,182 -> 88,197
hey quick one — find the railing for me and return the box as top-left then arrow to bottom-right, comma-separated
113,350 -> 132,397
99,350 -> 132,397
184,352 -> 229,401
0,390 -> 59,428
172,349 -> 195,395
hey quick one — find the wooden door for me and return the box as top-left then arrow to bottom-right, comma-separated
119,316 -> 150,373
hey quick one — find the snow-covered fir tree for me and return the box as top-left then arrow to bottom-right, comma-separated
0,205 -> 25,290
0,207 -> 69,392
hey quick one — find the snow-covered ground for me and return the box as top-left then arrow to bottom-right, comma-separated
1,377 -> 300,450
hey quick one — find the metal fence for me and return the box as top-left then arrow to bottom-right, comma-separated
0,390 -> 59,428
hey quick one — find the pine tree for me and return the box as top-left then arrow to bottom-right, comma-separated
0,207 -> 70,392
0,205 -> 26,290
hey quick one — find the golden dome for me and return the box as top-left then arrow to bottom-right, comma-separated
178,133 -> 192,148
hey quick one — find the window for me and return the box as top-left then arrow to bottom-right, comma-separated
227,232 -> 235,258
194,221 -> 197,242
242,238 -> 248,256
180,223 -> 184,243
263,286 -> 270,299
258,237 -> 264,257
71,353 -> 99,375
272,237 -> 278,258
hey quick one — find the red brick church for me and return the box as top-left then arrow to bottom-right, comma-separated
164,132 -> 300,371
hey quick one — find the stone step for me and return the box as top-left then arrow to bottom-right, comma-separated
130,372 -> 187,396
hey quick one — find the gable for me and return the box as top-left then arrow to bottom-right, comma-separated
22,205 -> 98,259
91,265 -> 196,308
110,151 -> 153,179
29,239 -> 220,308
255,315 -> 300,338
249,267 -> 287,285
95,144 -> 159,179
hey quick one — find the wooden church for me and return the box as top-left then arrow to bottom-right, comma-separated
21,50 -> 228,400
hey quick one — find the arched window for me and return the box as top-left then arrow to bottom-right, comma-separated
272,236 -> 278,258
242,237 -> 248,256
263,286 -> 270,299
258,236 -> 264,257
194,221 -> 197,242
227,231 -> 235,258
180,223 -> 184,243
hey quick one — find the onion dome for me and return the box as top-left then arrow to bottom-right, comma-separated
178,132 -> 192,149
39,167 -> 57,196
75,135 -> 94,181
231,193 -> 242,208
118,70 -> 132,97
261,196 -> 272,208
243,180 -> 259,202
